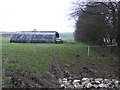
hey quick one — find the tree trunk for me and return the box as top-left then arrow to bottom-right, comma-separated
117,1 -> 120,79
117,2 -> 120,51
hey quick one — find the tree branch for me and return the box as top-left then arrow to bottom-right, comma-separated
81,8 -> 104,15
100,2 -> 112,9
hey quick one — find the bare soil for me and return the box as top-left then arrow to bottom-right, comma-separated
4,58 -> 119,88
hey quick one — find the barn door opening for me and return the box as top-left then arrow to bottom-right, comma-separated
55,32 -> 59,38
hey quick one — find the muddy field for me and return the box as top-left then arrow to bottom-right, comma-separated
4,55 -> 119,88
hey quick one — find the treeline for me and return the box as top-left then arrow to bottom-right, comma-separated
70,1 -> 120,47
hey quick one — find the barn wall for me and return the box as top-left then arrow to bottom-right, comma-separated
10,31 -> 58,43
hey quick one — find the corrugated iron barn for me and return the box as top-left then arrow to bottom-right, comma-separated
10,31 -> 63,43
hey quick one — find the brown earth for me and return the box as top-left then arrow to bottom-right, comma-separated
4,58 -> 119,88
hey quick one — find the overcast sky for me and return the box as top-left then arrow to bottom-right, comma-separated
0,0 -> 75,32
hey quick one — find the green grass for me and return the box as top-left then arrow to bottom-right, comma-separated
2,43 -> 87,71
3,37 -> 10,41
60,33 -> 74,42
1,34 -> 117,87
2,42 -> 114,72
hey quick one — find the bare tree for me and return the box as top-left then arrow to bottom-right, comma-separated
70,1 -> 119,46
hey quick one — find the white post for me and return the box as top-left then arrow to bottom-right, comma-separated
87,46 -> 90,56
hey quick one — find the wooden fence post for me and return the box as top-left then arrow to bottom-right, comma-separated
87,46 -> 90,56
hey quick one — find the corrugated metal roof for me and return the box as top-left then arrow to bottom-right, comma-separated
10,31 -> 60,43
13,31 -> 58,35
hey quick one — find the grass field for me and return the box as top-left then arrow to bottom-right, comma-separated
1,33 -> 118,88
60,33 -> 74,42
